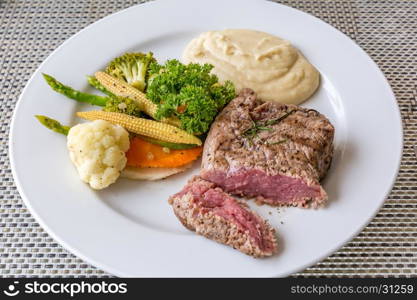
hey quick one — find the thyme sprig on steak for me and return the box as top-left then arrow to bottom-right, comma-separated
267,139 -> 287,146
243,109 -> 295,143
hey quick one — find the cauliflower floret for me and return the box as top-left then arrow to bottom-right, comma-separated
67,120 -> 130,190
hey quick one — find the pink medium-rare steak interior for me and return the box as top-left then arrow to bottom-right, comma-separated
173,177 -> 276,253
201,169 -> 326,207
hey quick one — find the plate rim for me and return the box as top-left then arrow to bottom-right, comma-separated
9,0 -> 403,277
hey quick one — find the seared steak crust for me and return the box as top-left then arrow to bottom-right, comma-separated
169,176 -> 277,258
201,89 -> 334,207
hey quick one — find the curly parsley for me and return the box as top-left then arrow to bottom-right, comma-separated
146,59 -> 236,134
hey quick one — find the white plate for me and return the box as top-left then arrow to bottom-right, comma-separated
10,0 -> 402,277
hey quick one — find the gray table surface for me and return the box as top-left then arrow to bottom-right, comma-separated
1,0 -> 416,277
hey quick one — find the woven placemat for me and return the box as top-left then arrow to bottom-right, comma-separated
1,0 -> 416,278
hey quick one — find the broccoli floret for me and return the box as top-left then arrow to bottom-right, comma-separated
105,52 -> 155,91
146,59 -> 236,135
103,97 -> 143,118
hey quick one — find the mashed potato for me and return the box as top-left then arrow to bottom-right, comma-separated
183,29 -> 320,105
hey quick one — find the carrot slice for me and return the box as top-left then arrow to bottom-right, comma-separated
126,137 -> 203,168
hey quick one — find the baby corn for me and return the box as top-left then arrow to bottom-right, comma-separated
94,71 -> 181,127
77,110 -> 202,146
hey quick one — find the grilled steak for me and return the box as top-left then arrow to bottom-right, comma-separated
169,176 -> 277,258
201,88 -> 334,207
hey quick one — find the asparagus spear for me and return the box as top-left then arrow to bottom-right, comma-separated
43,73 -> 108,106
86,75 -> 115,97
35,115 -> 70,135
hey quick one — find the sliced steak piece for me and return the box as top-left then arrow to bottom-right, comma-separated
201,88 -> 334,208
169,176 -> 277,258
